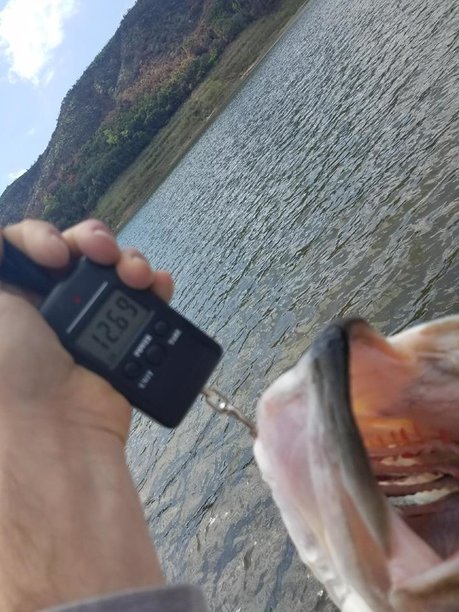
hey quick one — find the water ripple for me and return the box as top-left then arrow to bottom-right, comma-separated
119,0 -> 459,609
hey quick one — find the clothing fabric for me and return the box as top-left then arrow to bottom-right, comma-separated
46,585 -> 210,612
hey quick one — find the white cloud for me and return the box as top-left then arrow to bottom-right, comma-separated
27,127 -> 37,137
8,168 -> 26,181
0,0 -> 78,85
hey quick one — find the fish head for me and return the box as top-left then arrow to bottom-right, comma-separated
254,316 -> 459,612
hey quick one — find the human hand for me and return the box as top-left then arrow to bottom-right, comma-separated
0,219 -> 173,611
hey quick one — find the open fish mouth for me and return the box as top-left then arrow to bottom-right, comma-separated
254,315 -> 459,611
346,318 -> 459,558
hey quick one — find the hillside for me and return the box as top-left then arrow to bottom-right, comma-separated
0,0 -> 279,228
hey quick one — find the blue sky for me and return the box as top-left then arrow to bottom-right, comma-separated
0,0 -> 136,196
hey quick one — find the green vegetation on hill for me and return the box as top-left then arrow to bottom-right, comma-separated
97,0 -> 307,229
0,0 -> 306,229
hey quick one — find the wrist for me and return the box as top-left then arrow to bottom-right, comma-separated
0,406 -> 164,611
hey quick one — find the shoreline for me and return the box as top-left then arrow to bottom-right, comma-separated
95,0 -> 310,232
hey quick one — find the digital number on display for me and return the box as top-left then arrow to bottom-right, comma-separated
75,290 -> 150,367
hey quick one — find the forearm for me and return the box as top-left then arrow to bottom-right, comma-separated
0,418 -> 164,611
0,220 -> 176,611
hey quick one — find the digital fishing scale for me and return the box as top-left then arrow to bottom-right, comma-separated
0,239 -> 222,428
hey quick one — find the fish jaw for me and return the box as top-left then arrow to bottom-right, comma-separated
254,336 -> 393,611
254,316 -> 459,611
253,364 -> 354,606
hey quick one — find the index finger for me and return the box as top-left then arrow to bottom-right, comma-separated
64,220 -> 174,302
62,219 -> 120,265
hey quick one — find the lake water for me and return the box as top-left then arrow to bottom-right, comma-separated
119,0 -> 459,609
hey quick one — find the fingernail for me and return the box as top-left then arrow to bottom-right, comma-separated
126,248 -> 147,261
93,228 -> 116,241
90,220 -> 114,237
130,252 -> 146,260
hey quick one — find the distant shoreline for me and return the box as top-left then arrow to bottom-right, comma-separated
95,0 -> 309,231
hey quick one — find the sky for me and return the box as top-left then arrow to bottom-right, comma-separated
0,0 -> 137,196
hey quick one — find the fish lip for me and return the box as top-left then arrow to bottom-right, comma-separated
308,318 -> 389,551
307,317 -> 368,459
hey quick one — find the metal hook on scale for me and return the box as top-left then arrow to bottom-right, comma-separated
202,387 -> 257,438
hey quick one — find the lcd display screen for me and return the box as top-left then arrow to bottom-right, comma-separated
75,290 -> 150,367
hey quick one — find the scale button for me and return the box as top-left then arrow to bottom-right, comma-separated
123,361 -> 142,379
146,344 -> 165,366
154,320 -> 169,337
